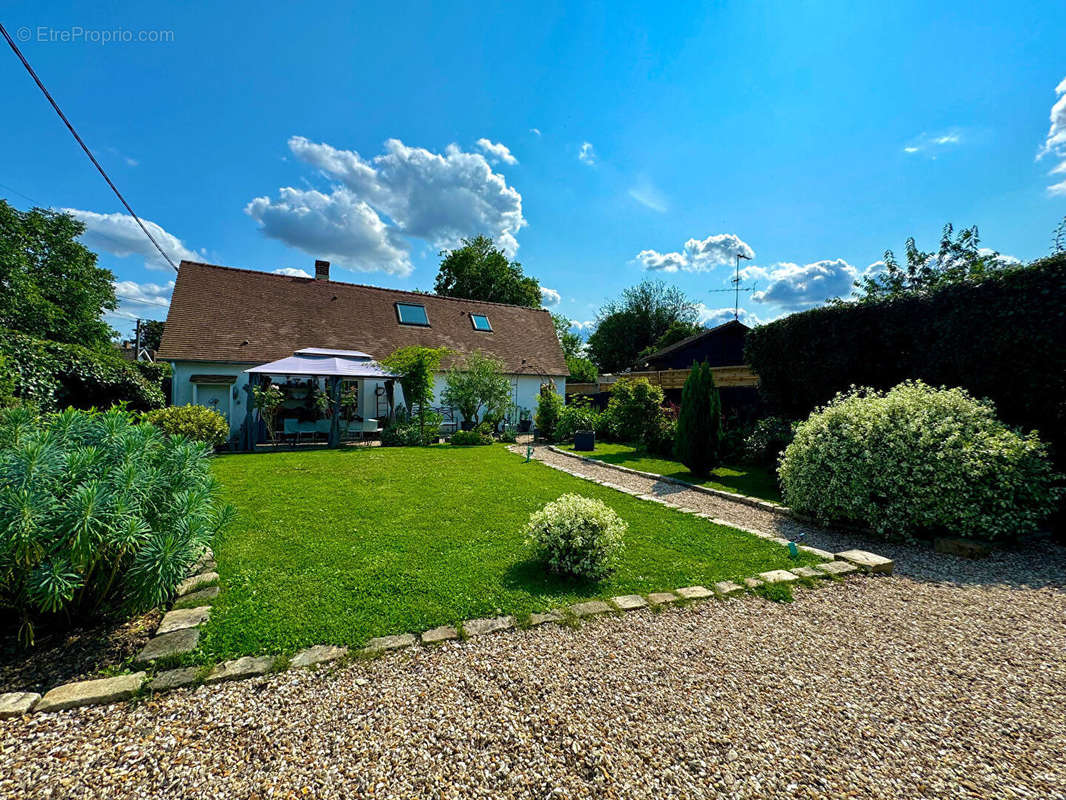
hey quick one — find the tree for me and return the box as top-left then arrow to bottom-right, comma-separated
139,320 -> 165,352
566,356 -> 597,383
534,382 -> 563,442
551,312 -> 597,383
854,223 -> 1014,303
674,362 -> 722,478
653,320 -> 702,351
586,281 -> 699,372
0,200 -> 117,347
381,346 -> 450,439
434,235 -> 541,307
441,350 -> 512,426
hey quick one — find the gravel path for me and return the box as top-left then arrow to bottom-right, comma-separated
3,448 -> 1064,799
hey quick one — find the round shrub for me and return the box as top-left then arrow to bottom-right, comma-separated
144,404 -> 230,447
556,398 -> 601,443
451,423 -> 493,445
525,494 -> 627,580
778,381 -> 1061,541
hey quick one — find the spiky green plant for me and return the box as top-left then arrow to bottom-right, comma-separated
0,406 -> 234,645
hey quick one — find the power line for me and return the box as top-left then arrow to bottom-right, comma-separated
0,22 -> 178,272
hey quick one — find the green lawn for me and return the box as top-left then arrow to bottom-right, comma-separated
198,445 -> 812,661
562,442 -> 782,502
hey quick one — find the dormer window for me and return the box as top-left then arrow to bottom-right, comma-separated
396,302 -> 429,326
471,314 -> 492,332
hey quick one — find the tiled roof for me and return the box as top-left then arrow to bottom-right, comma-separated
157,261 -> 567,375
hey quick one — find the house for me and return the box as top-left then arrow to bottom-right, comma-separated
636,319 -> 750,371
157,260 -> 567,440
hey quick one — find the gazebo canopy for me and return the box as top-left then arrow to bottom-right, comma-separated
245,348 -> 398,379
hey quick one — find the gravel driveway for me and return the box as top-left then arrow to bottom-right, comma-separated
3,449 -> 1064,799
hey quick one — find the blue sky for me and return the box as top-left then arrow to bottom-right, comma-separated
3,0 -> 1065,339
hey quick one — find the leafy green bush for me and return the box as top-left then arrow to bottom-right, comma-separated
381,411 -> 442,446
499,427 -> 518,444
525,494 -> 627,580
144,404 -> 230,448
778,381 -> 1061,541
534,382 -> 564,442
556,398 -> 602,443
451,422 -> 493,445
744,416 -> 795,465
0,407 -> 233,644
0,328 -> 164,412
644,413 -> 677,458
745,255 -> 1066,467
674,362 -> 722,477
604,378 -> 665,444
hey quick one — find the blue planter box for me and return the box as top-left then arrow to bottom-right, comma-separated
573,430 -> 596,451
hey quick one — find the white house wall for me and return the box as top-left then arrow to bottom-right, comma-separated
171,360 -> 566,437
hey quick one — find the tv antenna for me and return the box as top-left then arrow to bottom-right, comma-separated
709,252 -> 755,320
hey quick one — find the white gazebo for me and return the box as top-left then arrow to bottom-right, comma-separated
241,348 -> 398,450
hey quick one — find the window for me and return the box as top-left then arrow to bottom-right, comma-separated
395,302 -> 429,326
471,314 -> 492,332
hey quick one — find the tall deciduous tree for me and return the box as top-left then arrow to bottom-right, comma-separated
674,362 -> 721,478
854,223 -> 1014,303
434,235 -> 541,308
0,201 -> 117,347
586,280 -> 699,372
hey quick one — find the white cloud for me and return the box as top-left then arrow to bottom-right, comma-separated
540,286 -> 561,306
748,259 -> 860,311
902,129 -> 963,158
529,128 -> 541,136
1038,76 -> 1066,194
109,279 -> 175,323
578,142 -> 596,166
61,208 -> 200,270
628,183 -> 668,213
695,304 -> 763,328
569,319 -> 595,331
637,233 -> 755,273
475,138 -> 517,165
272,267 -> 313,277
246,186 -> 413,276
277,136 -> 526,261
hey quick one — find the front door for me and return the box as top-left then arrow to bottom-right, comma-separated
195,383 -> 230,422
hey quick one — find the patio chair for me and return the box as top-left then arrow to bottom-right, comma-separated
315,419 -> 331,442
282,417 -> 300,445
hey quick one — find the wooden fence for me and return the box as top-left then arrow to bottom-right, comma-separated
565,365 -> 759,395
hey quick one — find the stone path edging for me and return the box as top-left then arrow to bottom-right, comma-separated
545,445 -> 795,517
0,459 -> 895,718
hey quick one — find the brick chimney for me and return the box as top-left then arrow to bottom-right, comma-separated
315,259 -> 330,281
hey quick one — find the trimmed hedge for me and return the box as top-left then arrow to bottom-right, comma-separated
0,328 -> 165,412
744,255 -> 1066,464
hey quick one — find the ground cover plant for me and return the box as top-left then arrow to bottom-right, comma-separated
198,444 -> 815,661
562,442 -> 781,502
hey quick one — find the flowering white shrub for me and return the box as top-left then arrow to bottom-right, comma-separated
525,494 -> 627,579
778,381 -> 1061,541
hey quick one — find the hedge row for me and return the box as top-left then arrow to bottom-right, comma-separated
744,254 -> 1066,464
0,327 -> 166,412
